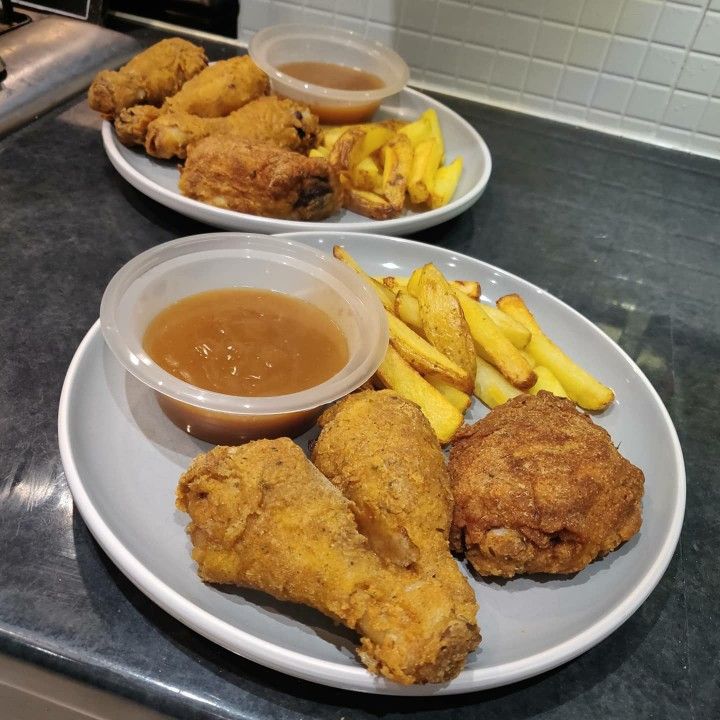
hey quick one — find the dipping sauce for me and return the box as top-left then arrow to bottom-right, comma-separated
143,288 -> 349,397
277,61 -> 386,124
278,61 -> 385,91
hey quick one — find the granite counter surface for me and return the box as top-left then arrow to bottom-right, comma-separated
0,31 -> 718,720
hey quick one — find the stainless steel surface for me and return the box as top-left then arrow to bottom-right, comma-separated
0,15 -> 140,136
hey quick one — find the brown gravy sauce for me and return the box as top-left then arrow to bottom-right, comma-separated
143,288 -> 348,397
278,61 -> 385,91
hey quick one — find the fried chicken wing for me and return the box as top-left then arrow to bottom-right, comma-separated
177,439 -> 478,684
144,97 -> 319,159
312,390 -> 479,642
163,55 -> 269,117
179,136 -> 340,220
88,38 -> 207,119
449,392 -> 644,578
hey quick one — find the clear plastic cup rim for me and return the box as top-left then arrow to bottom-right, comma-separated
99,233 -> 388,416
248,24 -> 410,105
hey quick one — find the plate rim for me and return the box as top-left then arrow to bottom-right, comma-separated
101,86 -> 492,235
58,232 -> 686,696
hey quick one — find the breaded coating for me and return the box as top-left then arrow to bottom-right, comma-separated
179,136 -> 340,221
312,390 -> 479,648
449,392 -> 644,578
162,55 -> 268,117
145,97 -> 319,159
177,439 -> 479,684
88,38 -> 207,118
114,105 -> 163,147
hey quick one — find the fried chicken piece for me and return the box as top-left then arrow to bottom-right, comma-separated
177,439 -> 478,684
144,97 -> 319,159
114,105 -> 163,146
179,136 -> 340,220
449,392 -> 644,578
88,38 -> 207,119
113,56 -> 269,147
163,55 -> 268,117
312,390 -> 479,644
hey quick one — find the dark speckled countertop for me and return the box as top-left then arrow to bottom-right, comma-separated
1,24 -> 719,720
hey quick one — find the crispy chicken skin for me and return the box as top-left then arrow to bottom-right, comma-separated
312,390 -> 479,647
88,38 -> 207,119
449,392 -> 644,578
177,439 -> 478,684
179,136 -> 340,221
144,96 -> 319,159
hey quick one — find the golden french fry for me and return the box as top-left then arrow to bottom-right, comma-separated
482,304 -> 531,349
375,345 -> 463,444
408,138 -> 441,205
530,366 -> 568,398
346,188 -> 398,220
398,116 -> 432,147
452,288 -> 536,390
474,355 -> 522,409
453,280 -> 480,299
421,108 -> 444,161
382,134 -> 412,213
407,267 -> 424,297
308,147 -> 329,158
497,294 -> 615,411
379,275 -> 408,288
386,311 -> 470,388
329,125 -> 394,175
394,290 -> 424,333
418,264 -> 476,393
352,156 -> 382,192
425,373 -> 472,413
520,348 -> 537,368
332,245 -> 395,312
430,157 -> 462,209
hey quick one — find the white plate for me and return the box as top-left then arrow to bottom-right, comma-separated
58,232 -> 685,696
102,87 -> 491,236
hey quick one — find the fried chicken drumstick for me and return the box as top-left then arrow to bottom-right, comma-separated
312,390 -> 480,635
449,392 -> 644,578
144,96 -> 319,159
177,439 -> 479,684
179,136 -> 340,221
88,38 -> 207,118
114,55 -> 269,147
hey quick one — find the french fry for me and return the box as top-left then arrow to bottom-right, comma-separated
386,311 -> 469,387
332,245 -> 395,312
497,294 -> 615,411
408,138 -> 441,205
474,355 -> 522,409
482,304 -> 531,349
394,290 -> 423,333
382,134 -> 413,213
329,125 -> 395,176
529,366 -> 568,398
421,108 -> 444,161
452,288 -> 536,390
398,116 -> 432,147
351,156 -> 382,192
417,264 -> 476,393
407,267 -> 424,297
308,147 -> 329,158
430,157 -> 462,209
346,188 -> 397,220
375,345 -> 463,443
425,373 -> 472,413
520,349 -> 537,368
453,280 -> 480,299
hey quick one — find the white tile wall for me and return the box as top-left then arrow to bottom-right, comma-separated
238,0 -> 720,160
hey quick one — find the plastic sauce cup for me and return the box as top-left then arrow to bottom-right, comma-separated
100,233 -> 388,445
